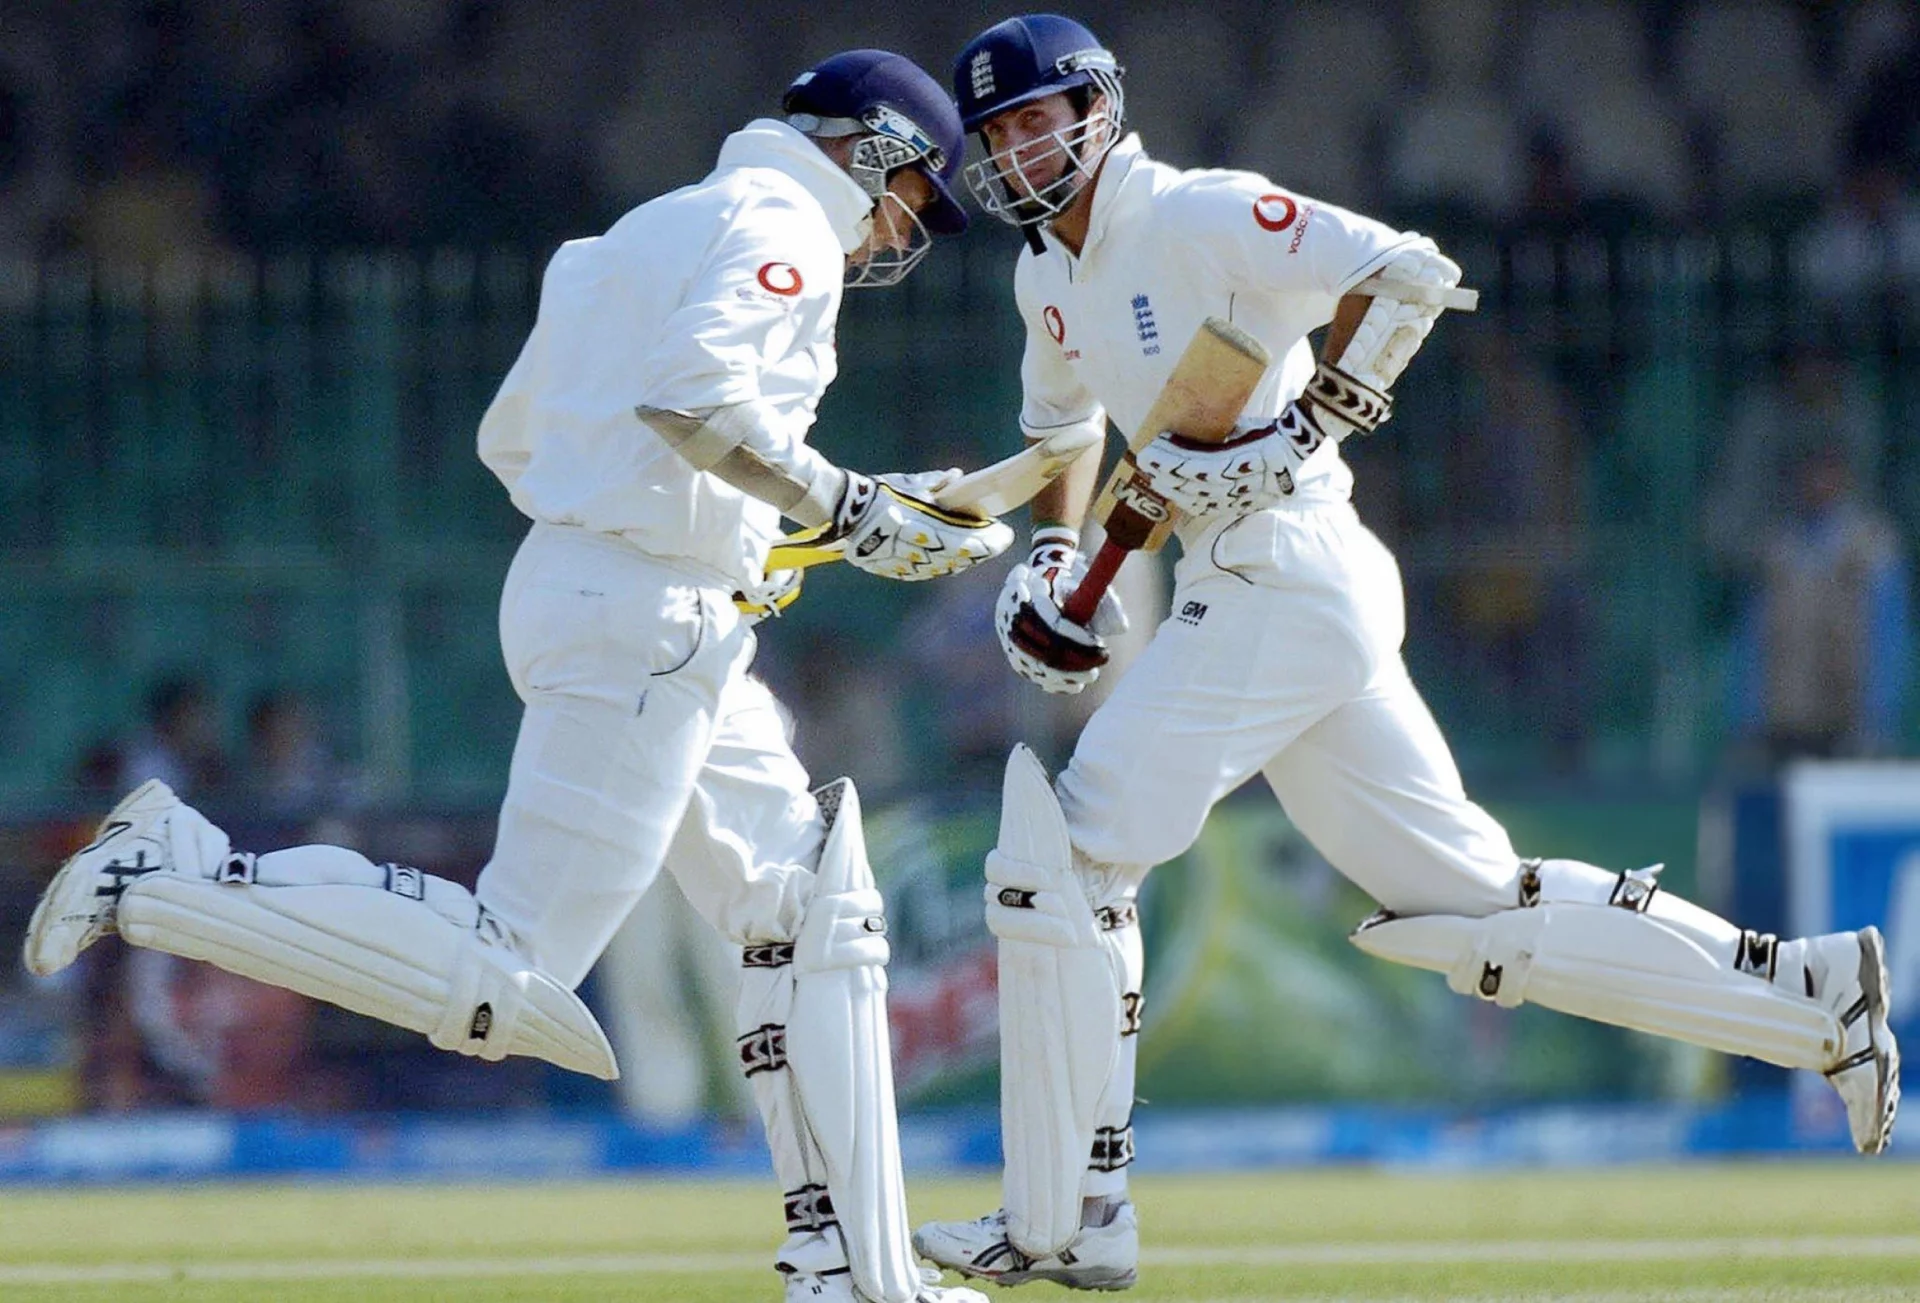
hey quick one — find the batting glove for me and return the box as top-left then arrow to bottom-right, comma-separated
833,470 -> 1014,581
1133,365 -> 1383,521
994,528 -> 1129,695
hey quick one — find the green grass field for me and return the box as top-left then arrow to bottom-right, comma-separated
3,1164 -> 1919,1301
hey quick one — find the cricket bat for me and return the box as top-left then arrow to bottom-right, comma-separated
1059,317 -> 1271,627
764,424 -> 1103,572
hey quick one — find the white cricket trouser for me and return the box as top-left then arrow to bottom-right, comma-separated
1059,500 -> 1520,914
476,522 -> 824,988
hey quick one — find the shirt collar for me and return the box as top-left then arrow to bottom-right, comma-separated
1045,132 -> 1146,263
714,118 -> 874,254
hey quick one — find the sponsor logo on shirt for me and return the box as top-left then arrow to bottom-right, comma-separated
1252,193 -> 1297,232
1044,303 -> 1080,359
756,262 -> 804,296
1176,600 -> 1208,626
1253,192 -> 1314,252
1130,293 -> 1160,356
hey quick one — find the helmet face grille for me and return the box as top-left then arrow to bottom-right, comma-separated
961,80 -> 1124,229
859,104 -> 946,174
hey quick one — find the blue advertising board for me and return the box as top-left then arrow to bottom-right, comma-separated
1785,762 -> 1920,1144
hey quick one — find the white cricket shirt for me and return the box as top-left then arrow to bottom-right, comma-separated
1013,135 -> 1424,542
478,119 -> 871,589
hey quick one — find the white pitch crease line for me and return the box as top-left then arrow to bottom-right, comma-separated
2,1235 -> 1917,1285
1144,1234 -> 1920,1266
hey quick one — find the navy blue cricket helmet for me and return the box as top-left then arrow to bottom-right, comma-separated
782,49 -> 969,236
952,14 -> 1124,135
951,16 -> 1126,227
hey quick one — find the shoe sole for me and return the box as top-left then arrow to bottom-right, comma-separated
1857,926 -> 1900,1155
941,1260 -> 1138,1293
23,780 -> 173,977
920,1243 -> 1139,1293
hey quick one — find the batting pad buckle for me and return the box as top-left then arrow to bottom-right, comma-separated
784,1183 -> 839,1233
381,862 -> 425,900
1089,1123 -> 1134,1171
738,1023 -> 788,1077
1609,865 -> 1663,914
215,852 -> 258,885
743,942 -> 796,969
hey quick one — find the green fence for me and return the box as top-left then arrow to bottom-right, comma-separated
2,233 -> 1915,806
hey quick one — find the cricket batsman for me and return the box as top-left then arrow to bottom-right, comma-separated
25,49 -> 1008,1303
911,14 -> 1900,1291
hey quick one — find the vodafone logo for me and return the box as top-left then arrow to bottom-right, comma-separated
1252,193 -> 1299,233
1043,305 -> 1065,344
756,262 -> 803,296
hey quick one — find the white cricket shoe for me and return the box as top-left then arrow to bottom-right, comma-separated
23,780 -> 219,977
913,1204 -> 1138,1291
1809,927 -> 1900,1154
779,1232 -> 988,1303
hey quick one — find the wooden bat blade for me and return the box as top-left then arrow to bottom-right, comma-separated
935,425 -> 1102,518
1120,317 -> 1273,456
1088,317 -> 1272,554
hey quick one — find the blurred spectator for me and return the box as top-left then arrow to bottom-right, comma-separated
0,39 -> 72,257
900,563 -> 1034,788
1432,322 -> 1591,768
411,0 -> 593,246
1702,342 -> 1887,576
1793,103 -> 1920,309
777,625 -> 909,800
70,103 -> 229,267
244,687 -> 358,817
1516,129 -> 1584,237
119,676 -> 229,796
220,2 -> 407,248
1727,444 -> 1913,763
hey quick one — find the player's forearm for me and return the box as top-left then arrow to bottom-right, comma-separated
637,402 -> 848,527
1029,434 -> 1103,535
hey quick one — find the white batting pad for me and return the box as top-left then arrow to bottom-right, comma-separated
116,874 -> 618,1079
1352,904 -> 1843,1071
737,779 -> 922,1303
987,745 -> 1127,1259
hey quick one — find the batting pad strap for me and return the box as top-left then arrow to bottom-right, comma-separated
1351,906 -> 1844,1072
116,875 -> 617,1078
1090,1123 -> 1135,1172
784,1183 -> 838,1234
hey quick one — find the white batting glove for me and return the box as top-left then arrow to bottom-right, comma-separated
833,470 -> 1014,581
1135,367 -> 1393,521
1134,412 -> 1310,519
994,529 -> 1128,695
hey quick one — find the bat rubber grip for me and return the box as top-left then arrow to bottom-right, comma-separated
1062,541 -> 1126,627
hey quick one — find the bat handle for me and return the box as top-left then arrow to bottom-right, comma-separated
1061,540 -> 1126,627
